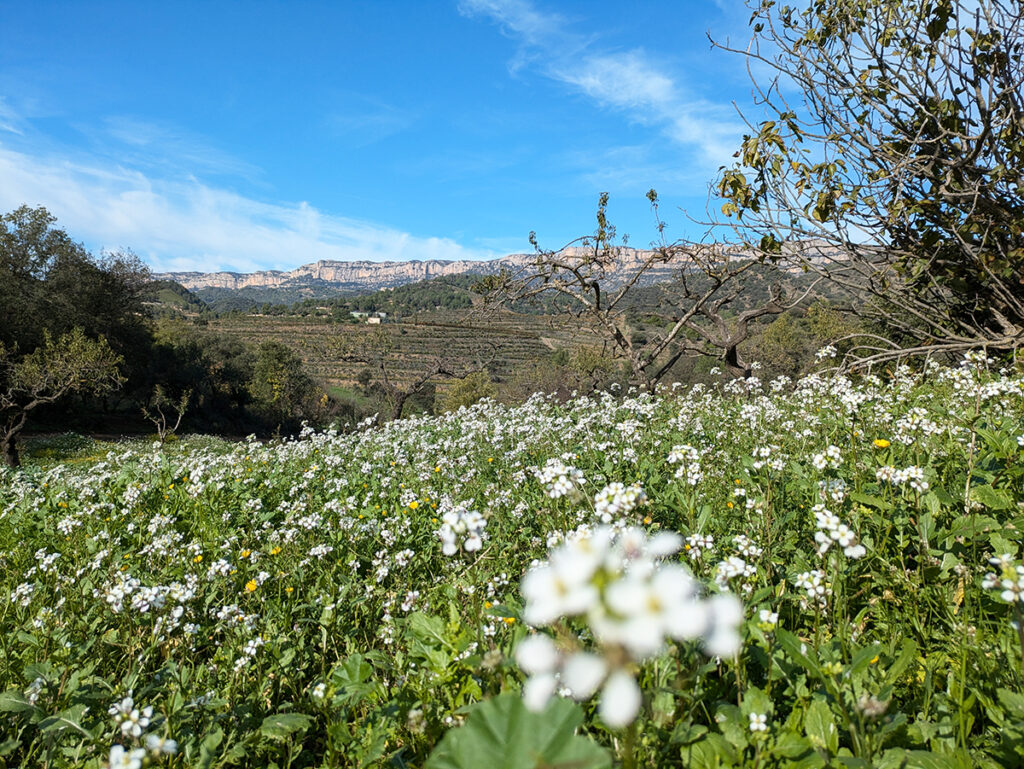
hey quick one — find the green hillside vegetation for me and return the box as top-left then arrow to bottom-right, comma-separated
141,280 -> 210,317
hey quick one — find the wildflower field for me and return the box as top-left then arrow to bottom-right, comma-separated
3,356 -> 1024,768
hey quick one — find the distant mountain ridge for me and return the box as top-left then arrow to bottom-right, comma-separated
155,247 -> 697,294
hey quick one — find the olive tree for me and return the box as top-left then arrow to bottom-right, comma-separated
1,329 -> 123,467
714,0 -> 1024,364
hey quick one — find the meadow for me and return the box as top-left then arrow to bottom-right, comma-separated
2,353 -> 1024,768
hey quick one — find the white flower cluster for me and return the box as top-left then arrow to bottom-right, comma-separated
982,554 -> 1024,603
668,443 -> 704,486
815,345 -> 838,360
715,555 -> 757,593
685,533 -> 714,560
109,692 -> 153,738
108,734 -> 177,769
811,445 -> 842,471
751,445 -> 786,472
794,569 -> 831,609
812,504 -> 866,559
876,465 -> 929,492
437,505 -> 487,555
533,458 -> 585,498
733,535 -> 763,559
818,477 -> 848,504
592,482 -> 646,523
108,745 -> 146,769
518,526 -> 742,728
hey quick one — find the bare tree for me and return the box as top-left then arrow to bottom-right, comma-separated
142,385 -> 191,444
712,0 -> 1024,366
308,328 -> 497,421
483,192 -> 818,387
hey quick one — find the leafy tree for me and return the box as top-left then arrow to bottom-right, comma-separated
436,371 -> 496,413
1,206 -> 150,353
714,0 -> 1024,364
249,341 -> 323,430
0,329 -> 123,467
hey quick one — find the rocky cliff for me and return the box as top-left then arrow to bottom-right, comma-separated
155,247 -> 704,293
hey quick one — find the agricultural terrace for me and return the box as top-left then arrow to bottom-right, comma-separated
2,356 -> 1024,768
208,310 -> 606,390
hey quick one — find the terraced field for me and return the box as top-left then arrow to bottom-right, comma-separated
209,309 -> 606,388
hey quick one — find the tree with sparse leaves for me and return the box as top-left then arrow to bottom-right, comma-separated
714,0 -> 1024,365
483,193 -> 818,388
0,329 -> 123,467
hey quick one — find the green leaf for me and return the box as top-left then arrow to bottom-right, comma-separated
997,688 -> 1024,719
886,639 -> 918,685
772,732 -> 824,767
38,704 -> 91,737
805,699 -> 838,754
0,691 -> 36,714
260,712 -> 313,741
407,612 -> 452,650
0,738 -> 21,756
331,654 -> 378,707
197,727 -> 223,769
971,485 -> 1013,511
714,703 -> 748,751
849,492 -> 892,511
680,734 -> 738,769
425,694 -> 610,769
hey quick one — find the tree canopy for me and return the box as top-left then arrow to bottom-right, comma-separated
715,0 -> 1024,363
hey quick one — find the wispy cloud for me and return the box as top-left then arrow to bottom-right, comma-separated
95,116 -> 264,182
0,145 -> 496,273
459,0 -> 744,172
323,93 -> 416,148
0,98 -> 25,135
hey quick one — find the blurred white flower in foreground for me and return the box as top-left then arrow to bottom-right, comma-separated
516,521 -> 743,727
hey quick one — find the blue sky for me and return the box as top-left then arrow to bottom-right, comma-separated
0,1 -> 758,273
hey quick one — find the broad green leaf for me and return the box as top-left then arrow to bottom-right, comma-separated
805,699 -> 838,754
849,492 -> 892,511
407,612 -> 451,650
260,712 -> 313,740
331,654 -> 378,706
197,726 -> 223,769
971,485 -> 1013,511
38,704 -> 91,737
680,734 -> 738,769
425,694 -> 610,769
0,691 -> 36,714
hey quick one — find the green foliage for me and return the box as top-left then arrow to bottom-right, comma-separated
436,372 -> 496,413
0,328 -> 123,466
2,345 -> 1024,767
715,0 -> 1024,359
426,695 -> 610,769
249,341 -> 322,428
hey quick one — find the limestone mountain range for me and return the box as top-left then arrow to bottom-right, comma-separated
156,246 -> 700,294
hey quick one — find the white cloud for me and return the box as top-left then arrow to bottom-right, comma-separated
0,145 -> 495,273
461,0 -> 744,171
